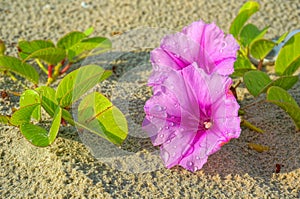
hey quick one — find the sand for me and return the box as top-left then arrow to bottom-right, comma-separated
1,0 -> 300,198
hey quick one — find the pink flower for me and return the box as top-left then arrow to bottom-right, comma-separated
143,20 -> 240,172
143,64 -> 240,172
151,20 -> 239,76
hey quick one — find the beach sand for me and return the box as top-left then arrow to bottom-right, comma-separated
0,0 -> 300,198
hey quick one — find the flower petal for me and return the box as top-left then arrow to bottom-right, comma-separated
182,20 -> 239,75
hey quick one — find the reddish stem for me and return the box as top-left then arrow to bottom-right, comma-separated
60,62 -> 72,74
61,118 -> 67,126
257,60 -> 263,71
48,65 -> 54,78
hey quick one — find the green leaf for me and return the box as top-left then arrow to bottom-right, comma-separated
250,39 -> 276,60
0,115 -> 10,124
0,56 -> 39,84
19,106 -> 62,147
267,86 -> 300,130
57,31 -> 87,50
240,24 -> 269,47
68,37 -> 111,62
276,32 -> 289,44
20,90 -> 41,121
18,40 -> 55,60
56,65 -> 112,108
232,53 -> 256,77
20,123 -> 49,147
244,70 -> 271,97
10,103 -> 40,126
23,47 -> 66,65
229,1 -> 260,38
268,76 -> 299,90
84,27 -> 94,36
244,71 -> 298,96
48,107 -> 62,144
275,32 -> 300,75
240,24 -> 260,47
77,92 -> 128,145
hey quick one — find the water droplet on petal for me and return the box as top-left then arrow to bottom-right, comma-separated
159,133 -> 164,138
194,166 -> 198,171
153,104 -> 162,112
173,145 -> 177,149
169,122 -> 174,127
162,150 -> 170,162
165,126 -> 169,130
187,161 -> 194,167
166,139 -> 171,143
196,156 -> 200,160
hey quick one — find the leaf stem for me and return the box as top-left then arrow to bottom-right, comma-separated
241,119 -> 264,133
35,59 -> 48,74
257,59 -> 263,70
60,62 -> 72,75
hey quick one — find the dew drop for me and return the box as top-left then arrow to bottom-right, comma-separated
166,139 -> 171,144
173,145 -> 177,149
169,122 -> 174,127
194,166 -> 198,171
196,156 -> 200,160
153,104 -> 162,112
187,161 -> 194,167
159,134 -> 164,138
174,103 -> 179,108
165,126 -> 169,130
162,150 -> 170,162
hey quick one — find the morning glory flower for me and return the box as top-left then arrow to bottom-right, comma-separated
150,20 -> 239,76
143,63 -> 241,172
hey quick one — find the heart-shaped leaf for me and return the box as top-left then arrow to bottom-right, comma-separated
240,24 -> 268,47
77,92 -> 128,145
56,65 -> 112,108
20,90 -> 41,121
57,31 -> 87,50
20,106 -> 62,147
36,86 -> 74,126
10,103 -> 40,126
23,47 -> 66,65
275,32 -> 300,75
0,56 -> 39,84
244,70 -> 271,96
250,39 -> 276,60
244,71 -> 298,97
18,40 -> 55,60
267,86 -> 300,130
68,37 -> 111,61
229,1 -> 260,38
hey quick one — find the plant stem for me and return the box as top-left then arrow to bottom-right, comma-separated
48,65 -> 54,78
60,62 -> 72,74
35,59 -> 48,74
241,99 -> 264,110
241,119 -> 264,133
257,59 -> 263,70
6,71 -> 17,81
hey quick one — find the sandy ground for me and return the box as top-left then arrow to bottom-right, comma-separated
0,0 -> 300,198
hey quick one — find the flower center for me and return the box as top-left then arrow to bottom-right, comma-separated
203,120 -> 213,130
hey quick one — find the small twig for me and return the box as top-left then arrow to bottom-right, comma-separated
241,119 -> 264,133
35,59 -> 48,74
